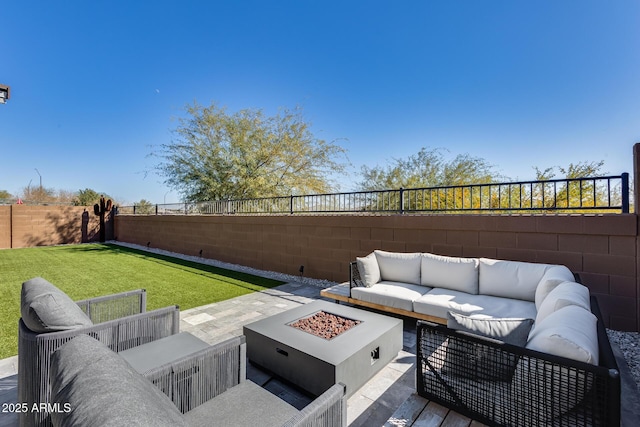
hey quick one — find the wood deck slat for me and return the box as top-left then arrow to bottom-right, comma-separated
440,410 -> 473,427
413,401 -> 449,427
383,393 -> 430,427
384,393 -> 490,427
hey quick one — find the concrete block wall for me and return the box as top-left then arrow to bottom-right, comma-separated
0,205 -> 102,248
115,213 -> 639,331
0,207 -> 10,248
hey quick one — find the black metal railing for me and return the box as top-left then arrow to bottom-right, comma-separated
118,173 -> 630,215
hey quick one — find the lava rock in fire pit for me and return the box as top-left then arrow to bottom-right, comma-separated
289,311 -> 361,339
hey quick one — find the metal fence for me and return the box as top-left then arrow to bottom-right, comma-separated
0,199 -> 76,206
118,173 -> 630,216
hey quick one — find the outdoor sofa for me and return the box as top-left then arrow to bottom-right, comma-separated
18,277 -> 180,427
47,334 -> 347,426
322,250 -> 621,426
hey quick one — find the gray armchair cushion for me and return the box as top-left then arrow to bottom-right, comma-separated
184,381 -> 299,427
119,332 -> 210,374
20,277 -> 93,333
49,334 -> 187,427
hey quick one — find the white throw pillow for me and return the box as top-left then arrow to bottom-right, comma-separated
355,252 -> 381,287
526,305 -> 598,365
534,265 -> 576,309
421,253 -> 479,294
447,312 -> 534,345
479,258 -> 552,302
535,281 -> 591,324
374,250 -> 422,285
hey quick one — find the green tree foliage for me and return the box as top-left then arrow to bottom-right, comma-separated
155,102 -> 348,202
530,160 -> 614,210
74,188 -> 102,206
0,190 -> 12,199
358,148 -> 501,211
358,147 -> 500,190
533,160 -> 606,181
480,160 -> 613,212
135,199 -> 154,214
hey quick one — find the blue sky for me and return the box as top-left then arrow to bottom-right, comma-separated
1,1 -> 639,204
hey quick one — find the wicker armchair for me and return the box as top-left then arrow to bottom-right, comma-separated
19,287 -> 180,427
47,334 -> 347,426
416,297 -> 620,427
144,335 -> 348,426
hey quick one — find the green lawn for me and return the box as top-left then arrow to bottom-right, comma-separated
0,243 -> 284,359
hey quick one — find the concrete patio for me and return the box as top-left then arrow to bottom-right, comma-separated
1,281 -> 639,426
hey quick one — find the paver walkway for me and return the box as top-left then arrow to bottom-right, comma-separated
178,281 -> 420,426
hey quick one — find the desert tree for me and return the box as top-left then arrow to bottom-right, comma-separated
358,147 -> 501,211
154,102 -> 348,202
531,160 -> 614,210
19,185 -> 57,203
358,147 -> 499,190
74,188 -> 102,206
134,199 -> 154,215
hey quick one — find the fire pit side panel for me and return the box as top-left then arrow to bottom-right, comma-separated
334,319 -> 403,398
244,327 -> 337,396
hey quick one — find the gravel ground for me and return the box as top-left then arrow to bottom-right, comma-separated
111,241 -> 640,391
607,329 -> 640,390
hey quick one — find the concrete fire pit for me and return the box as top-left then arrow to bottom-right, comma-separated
243,300 -> 403,398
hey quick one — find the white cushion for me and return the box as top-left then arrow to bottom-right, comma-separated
356,252 -> 380,287
515,305 -> 599,421
413,288 -> 537,320
374,251 -> 422,285
479,258 -> 554,301
526,305 -> 598,365
535,281 -> 591,324
534,265 -> 576,309
420,253 -> 479,294
351,281 -> 431,312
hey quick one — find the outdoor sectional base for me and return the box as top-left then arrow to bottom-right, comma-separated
416,297 -> 620,427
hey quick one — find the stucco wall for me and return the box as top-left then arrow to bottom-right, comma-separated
114,213 -> 639,331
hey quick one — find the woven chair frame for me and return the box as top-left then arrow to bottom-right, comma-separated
144,335 -> 347,426
416,297 -> 620,427
18,289 -> 180,427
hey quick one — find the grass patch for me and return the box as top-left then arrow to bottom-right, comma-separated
0,243 -> 284,359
